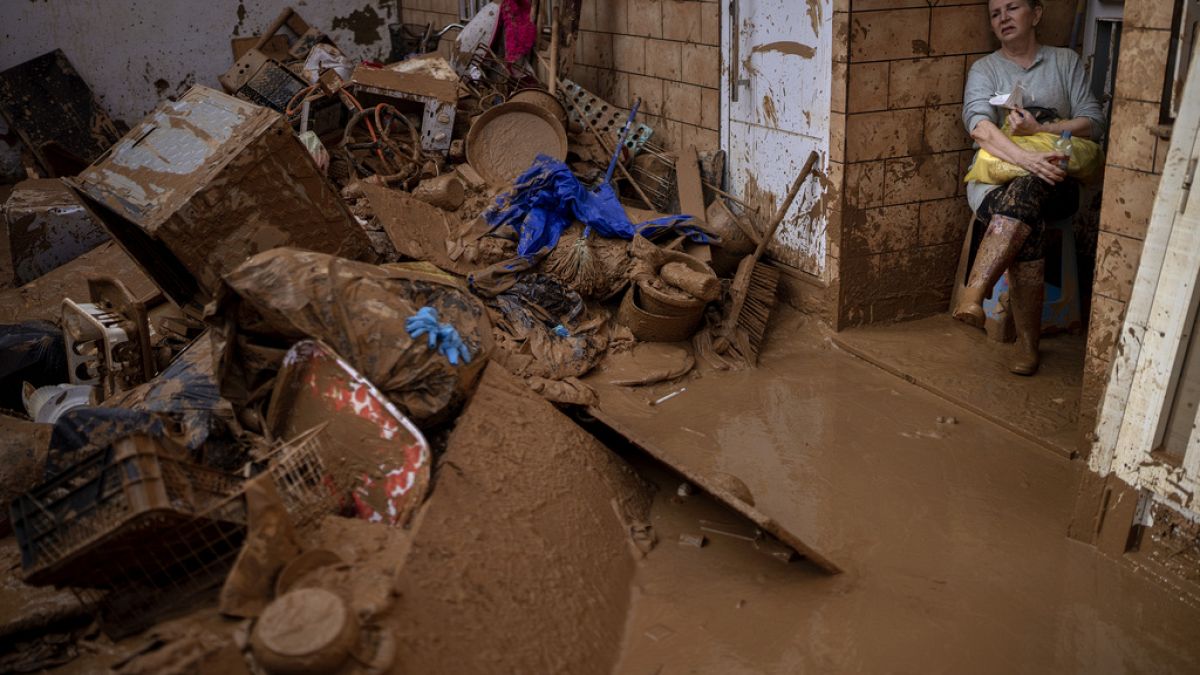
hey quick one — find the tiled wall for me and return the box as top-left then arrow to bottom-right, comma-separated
397,0 -> 460,57
833,0 -> 1075,328
403,0 -> 721,152
571,0 -> 721,152
1076,0 -> 1174,454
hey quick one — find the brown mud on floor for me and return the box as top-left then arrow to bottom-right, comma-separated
832,314 -> 1084,458
587,309 -> 1200,674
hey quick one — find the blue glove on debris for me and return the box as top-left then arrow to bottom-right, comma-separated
405,306 -> 472,366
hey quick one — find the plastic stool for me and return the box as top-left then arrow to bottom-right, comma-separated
982,217 -> 1081,338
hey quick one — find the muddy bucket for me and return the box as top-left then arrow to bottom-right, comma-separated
618,284 -> 703,342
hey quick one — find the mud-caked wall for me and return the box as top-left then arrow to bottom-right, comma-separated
832,0 -> 1076,328
0,1 -> 402,127
1076,1 -> 1174,454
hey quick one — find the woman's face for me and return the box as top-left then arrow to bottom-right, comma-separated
989,0 -> 1041,44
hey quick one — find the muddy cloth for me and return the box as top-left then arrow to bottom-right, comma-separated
224,249 -> 493,426
472,156 -> 704,295
975,174 -> 1079,262
0,322 -> 68,413
44,408 -> 166,479
500,0 -> 537,62
487,274 -> 607,380
104,331 -> 242,469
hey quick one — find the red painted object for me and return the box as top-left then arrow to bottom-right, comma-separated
267,340 -> 431,527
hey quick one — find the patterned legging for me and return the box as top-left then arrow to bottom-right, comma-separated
976,175 -> 1079,262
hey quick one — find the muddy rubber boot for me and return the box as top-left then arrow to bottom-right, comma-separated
952,215 -> 1032,328
1007,259 -> 1045,376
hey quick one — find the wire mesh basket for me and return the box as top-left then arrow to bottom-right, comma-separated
11,434 -> 246,588
11,426 -> 345,637
264,423 -> 345,531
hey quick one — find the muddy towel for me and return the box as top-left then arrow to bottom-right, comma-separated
224,249 -> 493,426
487,274 -> 608,380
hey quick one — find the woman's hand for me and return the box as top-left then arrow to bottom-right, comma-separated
1006,107 -> 1042,136
1018,150 -> 1068,185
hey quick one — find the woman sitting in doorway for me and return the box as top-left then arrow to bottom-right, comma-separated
956,0 -> 1105,375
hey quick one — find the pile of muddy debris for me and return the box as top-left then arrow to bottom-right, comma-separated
0,4 -> 819,673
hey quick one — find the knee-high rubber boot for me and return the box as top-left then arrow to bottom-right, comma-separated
953,215 -> 1032,328
1007,259 -> 1044,376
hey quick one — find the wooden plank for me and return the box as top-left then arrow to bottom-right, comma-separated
1115,208 -> 1200,473
587,405 -> 842,574
1090,50 -> 1200,475
1161,309 -> 1200,462
676,145 -> 707,224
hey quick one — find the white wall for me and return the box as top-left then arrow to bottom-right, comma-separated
0,0 -> 405,127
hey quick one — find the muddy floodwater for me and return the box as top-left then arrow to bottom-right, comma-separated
592,311 -> 1200,674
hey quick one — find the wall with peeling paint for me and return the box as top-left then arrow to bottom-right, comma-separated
0,0 -> 401,127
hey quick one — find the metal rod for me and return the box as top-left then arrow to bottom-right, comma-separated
703,180 -> 757,211
548,2 -> 559,96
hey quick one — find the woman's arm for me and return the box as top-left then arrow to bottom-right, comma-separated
1040,117 -> 1094,138
1064,49 -> 1106,140
1007,108 -> 1094,138
971,119 -> 1068,185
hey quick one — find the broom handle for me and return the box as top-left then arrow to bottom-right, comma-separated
749,150 -> 819,264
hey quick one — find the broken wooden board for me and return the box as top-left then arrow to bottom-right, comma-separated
361,182 -> 466,273
0,50 -> 122,177
586,405 -> 841,574
584,343 -> 842,574
0,241 -> 155,324
676,145 -> 707,224
390,363 -> 652,674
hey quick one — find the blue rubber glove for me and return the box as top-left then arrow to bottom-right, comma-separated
405,306 -> 473,366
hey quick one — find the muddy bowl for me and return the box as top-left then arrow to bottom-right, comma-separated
251,587 -> 359,675
466,101 -> 568,187
619,285 -> 703,342
637,278 -> 705,316
509,88 -> 569,126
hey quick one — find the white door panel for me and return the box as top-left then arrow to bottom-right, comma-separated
722,0 -> 831,276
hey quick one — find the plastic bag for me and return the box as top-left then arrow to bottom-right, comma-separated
964,130 -> 1103,185
223,249 -> 493,426
484,155 -> 707,260
0,322 -> 68,412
